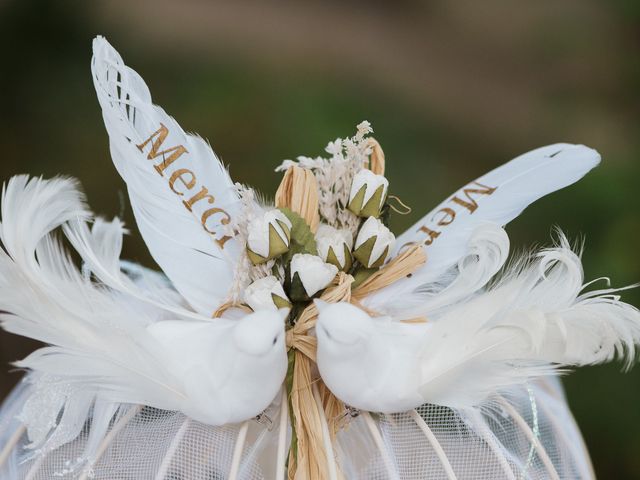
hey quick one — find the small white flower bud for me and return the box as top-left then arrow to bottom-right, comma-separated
315,224 -> 354,271
290,254 -> 338,298
353,217 -> 396,268
347,169 -> 389,218
243,276 -> 291,311
246,209 -> 292,264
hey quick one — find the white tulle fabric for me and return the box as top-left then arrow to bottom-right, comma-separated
0,376 -> 593,480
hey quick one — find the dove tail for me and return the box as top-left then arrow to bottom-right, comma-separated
0,177 -> 183,458
416,231 -> 640,409
491,231 -> 640,368
0,176 -> 93,345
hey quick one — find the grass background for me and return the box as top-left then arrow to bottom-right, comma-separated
0,1 -> 638,477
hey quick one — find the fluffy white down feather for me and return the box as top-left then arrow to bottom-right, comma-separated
316,228 -> 640,413
0,176 -> 287,457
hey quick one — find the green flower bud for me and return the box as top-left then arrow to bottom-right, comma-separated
246,209 -> 292,264
347,169 -> 389,218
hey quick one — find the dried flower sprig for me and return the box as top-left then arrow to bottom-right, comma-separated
229,121 -> 399,316
276,121 -> 376,237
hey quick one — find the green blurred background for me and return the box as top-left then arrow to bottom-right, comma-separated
0,0 -> 638,477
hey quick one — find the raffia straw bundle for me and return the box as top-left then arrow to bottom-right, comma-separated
367,138 -> 386,176
275,165 -> 321,233
275,147 -> 427,479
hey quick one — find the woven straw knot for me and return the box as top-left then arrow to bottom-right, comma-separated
285,329 -> 318,362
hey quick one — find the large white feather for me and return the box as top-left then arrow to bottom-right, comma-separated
365,143 -> 601,312
91,36 -> 241,315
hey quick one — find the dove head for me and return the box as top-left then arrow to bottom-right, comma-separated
232,308 -> 288,357
315,300 -> 374,355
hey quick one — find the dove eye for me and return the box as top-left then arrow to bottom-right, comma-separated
272,336 -> 278,345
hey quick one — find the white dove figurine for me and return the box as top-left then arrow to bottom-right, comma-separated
147,309 -> 288,425
315,300 -> 427,413
316,233 -> 640,413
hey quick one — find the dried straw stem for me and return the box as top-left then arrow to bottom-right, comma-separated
352,244 -> 426,300
275,166 -> 320,233
312,383 -> 339,480
212,301 -> 252,318
286,274 -> 352,479
287,351 -> 326,480
367,138 -> 385,176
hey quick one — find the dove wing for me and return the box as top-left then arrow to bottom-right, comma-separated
364,143 -> 600,311
91,36 -> 240,316
0,176 -> 187,411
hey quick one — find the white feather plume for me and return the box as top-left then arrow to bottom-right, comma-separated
91,36 -> 243,316
0,176 -> 188,450
416,234 -> 640,408
63,216 -> 208,321
365,143 -> 601,312
393,223 -> 511,319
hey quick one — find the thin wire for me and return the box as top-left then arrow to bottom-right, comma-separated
520,385 -> 539,480
387,195 -> 412,215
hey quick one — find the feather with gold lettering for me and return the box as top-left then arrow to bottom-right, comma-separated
92,36 -> 242,316
363,143 -> 601,314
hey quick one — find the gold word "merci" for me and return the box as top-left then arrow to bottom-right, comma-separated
136,123 -> 233,249
416,181 -> 497,247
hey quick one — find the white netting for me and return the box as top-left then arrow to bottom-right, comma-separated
0,375 -> 593,479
